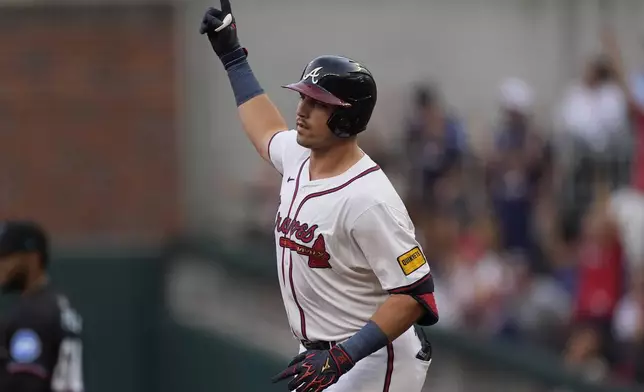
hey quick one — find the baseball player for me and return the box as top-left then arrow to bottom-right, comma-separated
0,221 -> 84,392
200,2 -> 439,391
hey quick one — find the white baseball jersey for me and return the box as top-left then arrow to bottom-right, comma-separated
268,130 -> 436,343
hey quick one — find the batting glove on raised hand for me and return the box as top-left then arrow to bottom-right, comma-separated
199,0 -> 247,69
271,345 -> 355,392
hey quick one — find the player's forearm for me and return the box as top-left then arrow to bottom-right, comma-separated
226,54 -> 288,161
371,294 -> 426,340
602,29 -> 642,116
338,294 -> 425,365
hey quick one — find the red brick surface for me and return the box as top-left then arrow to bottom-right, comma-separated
0,5 -> 180,245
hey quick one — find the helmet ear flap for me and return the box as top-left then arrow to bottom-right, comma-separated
327,106 -> 367,138
327,109 -> 353,138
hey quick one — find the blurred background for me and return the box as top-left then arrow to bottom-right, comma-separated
2,0 -> 644,391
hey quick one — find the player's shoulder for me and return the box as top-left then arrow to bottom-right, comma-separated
1,287 -> 81,367
10,287 -> 57,319
344,155 -> 409,221
271,129 -> 307,148
269,130 -> 310,174
348,155 -> 403,201
14,286 -> 81,333
2,290 -> 59,346
269,129 -> 297,146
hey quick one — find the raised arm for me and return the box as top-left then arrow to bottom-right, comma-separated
200,0 -> 288,162
602,27 -> 643,117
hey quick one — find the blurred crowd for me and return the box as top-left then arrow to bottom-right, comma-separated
242,28 -> 644,388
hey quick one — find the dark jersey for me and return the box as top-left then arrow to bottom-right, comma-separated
0,285 -> 83,392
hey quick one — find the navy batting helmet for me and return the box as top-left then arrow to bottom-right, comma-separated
282,55 -> 377,138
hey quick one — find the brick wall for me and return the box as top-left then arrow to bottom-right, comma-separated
0,5 -> 180,245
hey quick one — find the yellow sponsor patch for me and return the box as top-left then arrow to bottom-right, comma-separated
397,246 -> 426,275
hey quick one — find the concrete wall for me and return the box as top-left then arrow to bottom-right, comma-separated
178,0 -> 644,235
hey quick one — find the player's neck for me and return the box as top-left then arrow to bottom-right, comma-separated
309,142 -> 363,181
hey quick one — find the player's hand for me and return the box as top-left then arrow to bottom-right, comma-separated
271,345 -> 354,391
199,0 -> 245,65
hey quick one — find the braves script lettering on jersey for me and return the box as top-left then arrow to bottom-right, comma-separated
269,130 -> 434,391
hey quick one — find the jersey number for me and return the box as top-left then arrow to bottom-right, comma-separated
51,338 -> 84,392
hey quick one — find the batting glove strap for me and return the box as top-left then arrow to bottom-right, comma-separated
329,345 -> 354,374
220,46 -> 248,70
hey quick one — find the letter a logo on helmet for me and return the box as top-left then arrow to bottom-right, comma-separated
303,67 -> 323,84
282,55 -> 377,138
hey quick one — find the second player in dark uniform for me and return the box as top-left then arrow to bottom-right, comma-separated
0,221 -> 84,392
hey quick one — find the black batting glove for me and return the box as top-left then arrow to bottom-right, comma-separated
199,0 -> 247,69
271,345 -> 355,392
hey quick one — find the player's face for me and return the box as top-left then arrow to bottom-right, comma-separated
0,254 -> 28,294
295,95 -> 338,149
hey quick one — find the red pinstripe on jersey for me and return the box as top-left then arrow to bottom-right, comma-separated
279,157 -> 309,339
383,343 -> 394,392
280,162 -> 381,340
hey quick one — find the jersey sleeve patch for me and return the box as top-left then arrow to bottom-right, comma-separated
10,329 -> 42,364
397,246 -> 426,276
